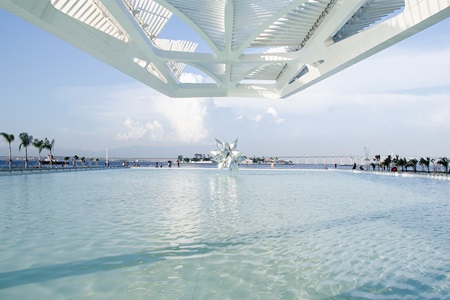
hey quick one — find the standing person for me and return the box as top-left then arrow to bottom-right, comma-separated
177,160 -> 180,168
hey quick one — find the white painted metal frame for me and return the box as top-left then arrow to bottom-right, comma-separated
1,0 -> 450,98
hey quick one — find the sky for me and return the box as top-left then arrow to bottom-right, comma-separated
1,7 -> 450,159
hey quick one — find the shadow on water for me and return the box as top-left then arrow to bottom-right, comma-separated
0,241 -> 238,289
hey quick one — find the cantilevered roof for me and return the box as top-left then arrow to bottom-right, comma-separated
2,0 -> 450,98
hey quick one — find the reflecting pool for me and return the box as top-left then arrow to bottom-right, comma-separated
1,168 -> 449,299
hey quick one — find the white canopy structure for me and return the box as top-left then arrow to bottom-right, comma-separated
2,0 -> 450,98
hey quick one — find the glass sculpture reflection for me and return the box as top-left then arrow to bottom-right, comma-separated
210,138 -> 245,172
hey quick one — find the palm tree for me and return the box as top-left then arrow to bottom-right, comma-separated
418,157 -> 431,173
19,132 -> 34,169
374,155 -> 381,171
396,157 -> 407,172
43,138 -> 55,168
73,155 -> 79,167
437,157 -> 449,173
1,132 -> 15,170
382,155 -> 392,171
63,156 -> 70,166
95,158 -> 99,166
425,157 -> 431,173
80,156 -> 86,166
407,158 -> 418,173
32,139 -> 45,168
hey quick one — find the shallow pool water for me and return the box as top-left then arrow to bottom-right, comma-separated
1,168 -> 449,299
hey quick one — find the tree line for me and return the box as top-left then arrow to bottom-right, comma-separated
1,131 -> 100,170
1,132 -> 54,170
369,154 -> 449,173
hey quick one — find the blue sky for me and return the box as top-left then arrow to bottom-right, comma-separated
1,8 -> 450,159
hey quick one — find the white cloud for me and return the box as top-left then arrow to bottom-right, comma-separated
115,96 -> 210,144
152,97 -> 210,142
274,118 -> 285,125
116,118 -> 164,141
265,106 -> 285,124
180,72 -> 209,83
266,107 -> 278,117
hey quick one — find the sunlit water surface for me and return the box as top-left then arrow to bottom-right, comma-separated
1,168 -> 449,299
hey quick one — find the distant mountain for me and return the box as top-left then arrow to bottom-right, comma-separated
106,145 -> 214,159
54,144 -> 214,159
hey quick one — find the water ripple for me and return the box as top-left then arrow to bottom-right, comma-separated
0,169 -> 448,299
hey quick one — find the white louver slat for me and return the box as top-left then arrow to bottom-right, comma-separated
233,0 -> 294,50
166,0 -> 226,51
51,0 -> 129,41
246,63 -> 287,80
123,0 -> 172,40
